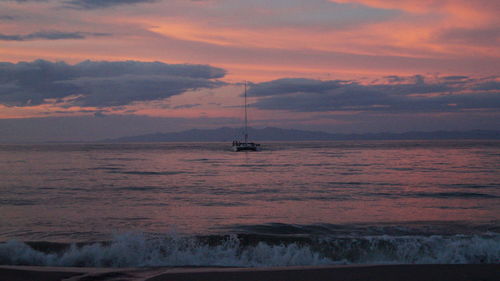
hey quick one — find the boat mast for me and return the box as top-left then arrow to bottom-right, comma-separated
244,80 -> 248,143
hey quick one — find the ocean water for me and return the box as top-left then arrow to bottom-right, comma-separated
0,140 -> 499,267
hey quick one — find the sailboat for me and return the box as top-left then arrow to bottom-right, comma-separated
232,81 -> 260,152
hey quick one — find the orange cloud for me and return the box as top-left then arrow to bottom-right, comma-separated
330,0 -> 499,58
148,20 -> 427,59
146,10 -> 499,63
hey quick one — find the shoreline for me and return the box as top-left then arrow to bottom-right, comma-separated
1,264 -> 499,281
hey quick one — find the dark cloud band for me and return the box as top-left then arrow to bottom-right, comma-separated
249,76 -> 500,113
0,60 -> 226,107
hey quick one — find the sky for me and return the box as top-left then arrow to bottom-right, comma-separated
0,0 -> 499,141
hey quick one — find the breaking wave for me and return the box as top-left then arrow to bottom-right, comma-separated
1,232 -> 499,267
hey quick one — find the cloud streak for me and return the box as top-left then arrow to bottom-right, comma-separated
0,15 -> 15,20
64,0 -> 157,9
0,60 -> 226,107
436,27 -> 500,47
0,31 -> 111,41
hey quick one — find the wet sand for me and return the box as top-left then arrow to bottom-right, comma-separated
0,264 -> 499,281
0,267 -> 81,281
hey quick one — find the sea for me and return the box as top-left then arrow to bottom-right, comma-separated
0,140 -> 499,267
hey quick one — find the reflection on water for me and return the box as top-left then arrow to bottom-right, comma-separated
0,140 -> 499,242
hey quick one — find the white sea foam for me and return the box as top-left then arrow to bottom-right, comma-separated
345,235 -> 500,264
0,233 -> 498,267
0,233 -> 331,267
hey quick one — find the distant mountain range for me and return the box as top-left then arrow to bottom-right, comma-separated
103,127 -> 500,142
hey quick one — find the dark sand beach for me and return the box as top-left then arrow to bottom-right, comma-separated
1,264 -> 499,281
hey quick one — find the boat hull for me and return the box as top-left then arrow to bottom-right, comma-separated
232,143 -> 260,152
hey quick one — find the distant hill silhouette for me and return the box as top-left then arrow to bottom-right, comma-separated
103,127 -> 500,142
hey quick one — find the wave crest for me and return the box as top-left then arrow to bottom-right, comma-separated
1,232 -> 498,267
0,233 -> 330,267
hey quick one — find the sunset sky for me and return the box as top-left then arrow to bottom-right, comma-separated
0,0 -> 499,141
